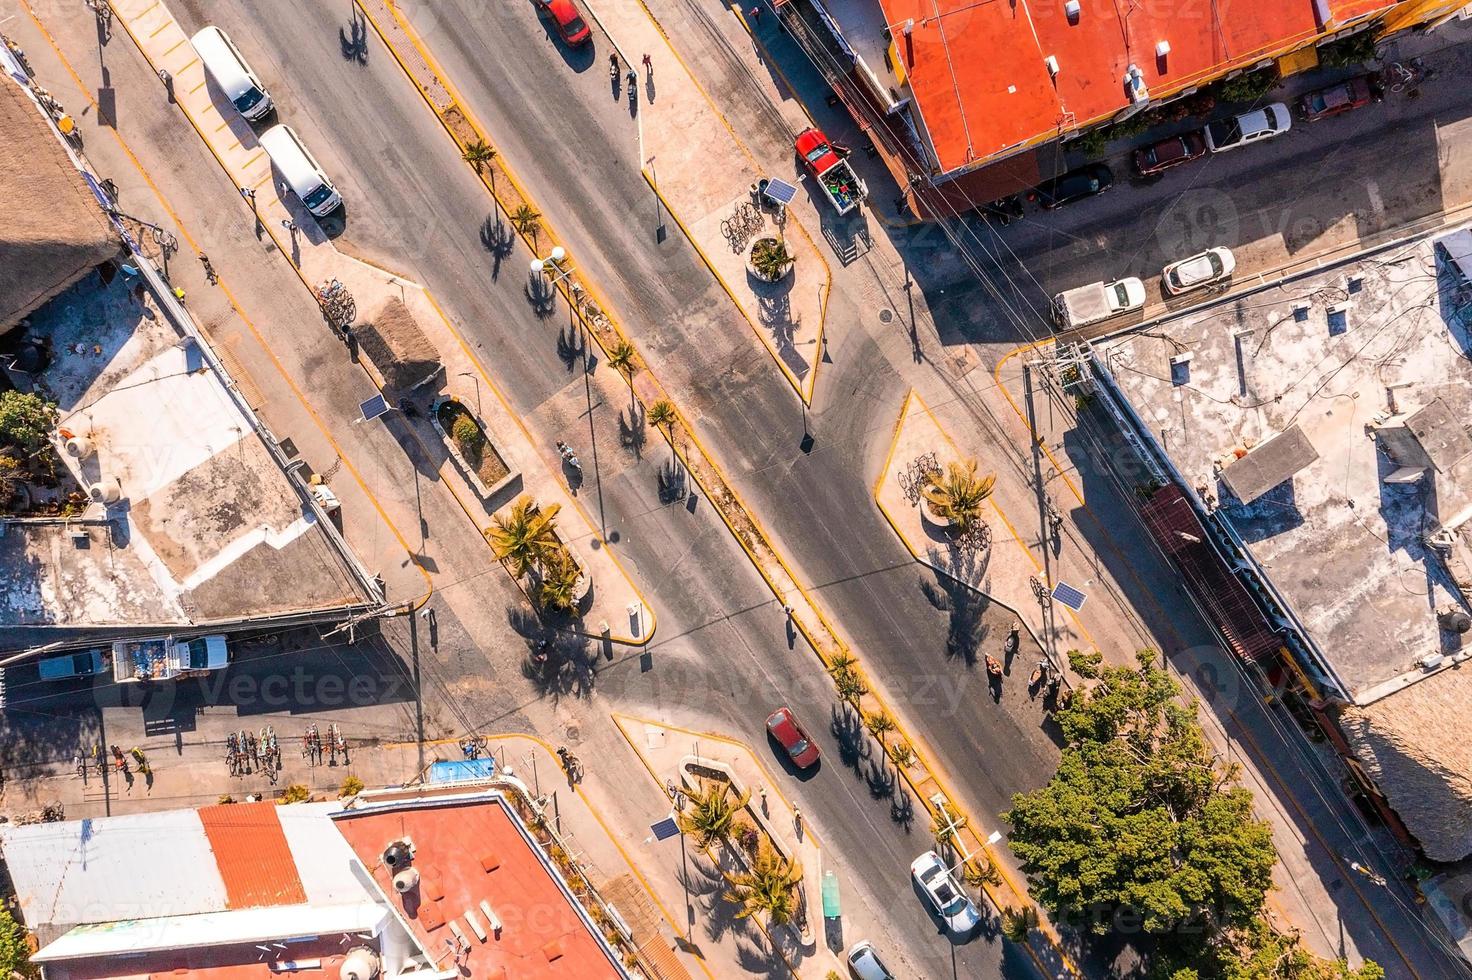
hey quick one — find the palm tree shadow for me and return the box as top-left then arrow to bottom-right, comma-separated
918,560 -> 992,667
556,324 -> 585,373
829,702 -> 870,774
525,271 -> 558,319
620,402 -> 647,456
508,608 -> 598,703
479,212 -> 515,280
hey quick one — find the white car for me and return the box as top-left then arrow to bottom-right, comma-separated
910,851 -> 980,934
846,941 -> 895,980
1162,247 -> 1236,295
1204,103 -> 1291,152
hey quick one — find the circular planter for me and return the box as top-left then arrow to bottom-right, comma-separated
746,237 -> 795,284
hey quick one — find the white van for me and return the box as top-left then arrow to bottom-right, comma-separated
258,124 -> 342,217
190,26 -> 273,123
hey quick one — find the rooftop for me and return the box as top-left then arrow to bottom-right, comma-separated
1094,227 -> 1472,859
0,274 -> 367,648
0,792 -> 629,980
0,71 -> 118,331
867,0 -> 1396,174
335,794 -> 626,980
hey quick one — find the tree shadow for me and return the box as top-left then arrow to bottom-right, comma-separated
508,609 -> 598,703
829,701 -> 871,773
340,9 -> 369,65
524,273 -> 558,319
620,402 -> 647,456
864,755 -> 896,800
479,212 -> 515,280
658,459 -> 688,504
918,568 -> 992,667
890,785 -> 916,832
556,324 -> 585,374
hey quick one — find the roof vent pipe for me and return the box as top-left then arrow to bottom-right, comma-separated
1045,55 -> 1060,78
1155,40 -> 1171,57
1064,0 -> 1081,22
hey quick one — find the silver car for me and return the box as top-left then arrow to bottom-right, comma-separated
910,850 -> 980,934
846,941 -> 895,979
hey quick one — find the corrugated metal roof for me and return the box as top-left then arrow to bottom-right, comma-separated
0,810 -> 227,931
198,804 -> 306,909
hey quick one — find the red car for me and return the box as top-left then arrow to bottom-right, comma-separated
765,706 -> 821,768
1132,131 -> 1208,176
795,127 -> 841,175
536,0 -> 591,46
1297,74 -> 1380,121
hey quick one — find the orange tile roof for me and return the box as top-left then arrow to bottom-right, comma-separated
197,803 -> 307,909
877,0 -> 1400,173
333,799 -> 622,980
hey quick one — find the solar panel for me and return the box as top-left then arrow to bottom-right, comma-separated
762,177 -> 798,206
1052,581 -> 1087,611
359,394 -> 390,422
650,817 -> 680,841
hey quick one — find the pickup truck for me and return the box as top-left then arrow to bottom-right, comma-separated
795,127 -> 866,216
112,634 -> 229,682
1052,278 -> 1146,330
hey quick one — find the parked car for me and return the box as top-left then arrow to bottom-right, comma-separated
1030,163 -> 1113,209
535,0 -> 591,46
1205,103 -> 1291,152
846,940 -> 896,979
1052,277 -> 1147,330
910,850 -> 980,933
1297,75 -> 1381,121
1133,130 -> 1208,176
765,706 -> 821,768
1162,247 -> 1236,295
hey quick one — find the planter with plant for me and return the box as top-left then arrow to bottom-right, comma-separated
921,458 -> 996,536
431,397 -> 516,500
747,237 -> 795,283
486,497 -> 589,614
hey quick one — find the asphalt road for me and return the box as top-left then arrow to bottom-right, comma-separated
147,1 -> 1051,976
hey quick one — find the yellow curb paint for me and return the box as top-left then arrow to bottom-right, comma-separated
45,0 -> 433,605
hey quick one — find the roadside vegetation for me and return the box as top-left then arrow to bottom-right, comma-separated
1006,651 -> 1384,978
486,497 -> 583,615
922,458 -> 996,535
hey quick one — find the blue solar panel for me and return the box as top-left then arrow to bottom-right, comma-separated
650,817 -> 680,841
763,178 -> 798,206
359,393 -> 390,421
1052,581 -> 1088,611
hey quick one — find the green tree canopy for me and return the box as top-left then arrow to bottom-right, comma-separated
0,391 -> 57,454
0,907 -> 35,980
1006,651 -> 1277,939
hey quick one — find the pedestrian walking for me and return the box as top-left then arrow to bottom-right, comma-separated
759,786 -> 768,815
793,805 -> 802,835
199,253 -> 217,284
641,53 -> 652,74
344,326 -> 359,361
749,4 -> 761,23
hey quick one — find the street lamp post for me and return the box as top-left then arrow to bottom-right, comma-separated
457,371 -> 482,418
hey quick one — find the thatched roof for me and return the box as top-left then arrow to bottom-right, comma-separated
0,78 -> 118,332
359,297 -> 440,391
1340,666 -> 1472,862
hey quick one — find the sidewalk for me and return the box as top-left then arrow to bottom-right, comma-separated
102,0 -> 652,644
612,714 -> 840,978
583,0 -> 832,403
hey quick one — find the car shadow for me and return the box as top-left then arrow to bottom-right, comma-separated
765,728 -> 821,782
536,13 -> 597,73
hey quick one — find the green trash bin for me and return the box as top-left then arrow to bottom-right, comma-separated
821,869 -> 841,918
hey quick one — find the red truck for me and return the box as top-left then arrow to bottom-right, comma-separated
795,127 -> 866,216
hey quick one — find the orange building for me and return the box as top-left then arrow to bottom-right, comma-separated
782,0 -> 1464,212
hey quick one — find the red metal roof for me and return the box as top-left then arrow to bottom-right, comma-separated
333,798 -> 621,980
197,803 -> 307,909
875,0 -> 1399,173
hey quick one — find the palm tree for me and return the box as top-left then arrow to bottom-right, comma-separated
723,842 -> 803,926
462,139 -> 497,177
826,651 -> 858,676
647,399 -> 678,467
833,665 -> 867,706
512,204 -> 542,247
606,339 -> 640,422
533,547 -> 582,616
677,779 -> 749,847
864,710 -> 897,746
922,458 -> 996,535
750,237 -> 794,281
1001,905 -> 1039,942
486,498 -> 561,578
